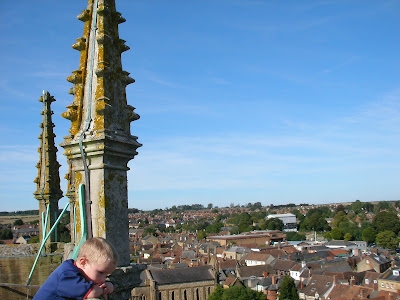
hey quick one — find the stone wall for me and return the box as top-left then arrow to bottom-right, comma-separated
0,254 -> 63,300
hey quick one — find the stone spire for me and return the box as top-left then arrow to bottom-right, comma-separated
34,91 -> 63,248
61,0 -> 141,266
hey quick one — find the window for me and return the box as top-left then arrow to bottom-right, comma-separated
312,280 -> 316,284
365,279 -> 370,284
196,289 -> 199,300
381,283 -> 384,287
326,282 -> 330,286
171,291 -> 174,300
183,290 -> 187,300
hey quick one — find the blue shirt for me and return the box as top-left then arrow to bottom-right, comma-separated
33,259 -> 93,300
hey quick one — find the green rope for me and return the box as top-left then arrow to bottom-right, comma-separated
71,184 -> 88,261
26,201 -> 70,286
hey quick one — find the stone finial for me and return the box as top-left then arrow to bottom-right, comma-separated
61,0 -> 141,266
34,91 -> 63,246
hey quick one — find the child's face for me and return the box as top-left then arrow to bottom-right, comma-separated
81,259 -> 116,284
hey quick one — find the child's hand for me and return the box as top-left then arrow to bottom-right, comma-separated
99,282 -> 114,295
87,285 -> 104,298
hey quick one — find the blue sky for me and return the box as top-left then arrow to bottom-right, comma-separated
0,1 -> 399,212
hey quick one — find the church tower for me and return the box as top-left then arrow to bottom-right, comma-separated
61,0 -> 141,266
34,91 -> 63,249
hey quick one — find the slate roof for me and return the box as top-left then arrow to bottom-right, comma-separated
368,253 -> 391,265
379,268 -> 400,282
148,265 -> 214,284
325,240 -> 356,247
272,259 -> 297,271
238,265 -> 273,278
226,246 -> 251,254
147,263 -> 188,270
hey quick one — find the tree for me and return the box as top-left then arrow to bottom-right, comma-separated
375,231 -> 398,249
207,203 -> 213,209
197,230 -> 207,240
279,275 -> 299,300
363,202 -> 374,213
344,233 -> 353,241
362,227 -> 377,244
301,211 -> 330,232
28,236 -> 40,244
0,228 -> 13,240
333,211 -> 347,228
324,232 -> 332,241
286,232 -> 306,241
13,219 -> 24,226
331,227 -> 343,240
372,211 -> 400,234
335,204 -> 346,214
208,285 -> 266,300
266,218 -> 284,231
144,225 -> 157,236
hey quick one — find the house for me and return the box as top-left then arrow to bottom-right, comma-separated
223,246 -> 251,260
361,271 -> 380,290
222,277 -> 244,289
207,231 -> 286,247
244,252 -> 274,266
15,236 -> 29,244
377,268 -> 400,293
357,254 -> 391,273
272,259 -> 297,277
299,274 -> 335,300
131,265 -> 216,300
290,261 -> 308,281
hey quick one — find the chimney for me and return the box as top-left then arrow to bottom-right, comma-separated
350,276 -> 355,286
333,275 -> 338,285
271,275 -> 276,285
360,288 -> 366,298
301,261 -> 306,268
263,271 -> 269,278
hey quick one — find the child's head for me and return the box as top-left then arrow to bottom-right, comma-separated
76,237 -> 118,284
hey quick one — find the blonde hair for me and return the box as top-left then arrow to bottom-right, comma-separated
77,237 -> 118,266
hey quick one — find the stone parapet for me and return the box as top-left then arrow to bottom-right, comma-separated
108,264 -> 147,300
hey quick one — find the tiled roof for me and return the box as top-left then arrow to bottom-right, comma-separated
300,274 -> 334,298
244,252 -> 272,262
